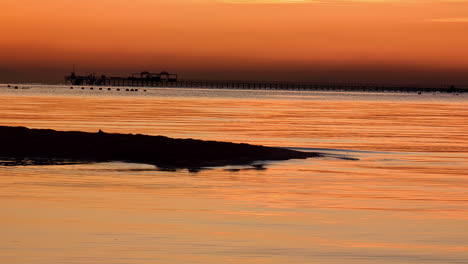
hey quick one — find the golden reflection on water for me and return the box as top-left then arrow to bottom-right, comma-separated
0,91 -> 467,153
0,87 -> 467,263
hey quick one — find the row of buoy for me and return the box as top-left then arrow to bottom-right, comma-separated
70,87 -> 147,92
417,91 -> 461,96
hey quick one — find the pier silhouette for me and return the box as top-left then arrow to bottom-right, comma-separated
65,71 -> 468,93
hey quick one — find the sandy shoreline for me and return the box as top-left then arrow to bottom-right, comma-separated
0,126 -> 320,169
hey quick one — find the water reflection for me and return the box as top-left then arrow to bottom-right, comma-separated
0,86 -> 467,263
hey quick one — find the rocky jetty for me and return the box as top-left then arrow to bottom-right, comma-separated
0,126 -> 319,169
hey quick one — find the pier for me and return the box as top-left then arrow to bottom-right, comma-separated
65,71 -> 468,93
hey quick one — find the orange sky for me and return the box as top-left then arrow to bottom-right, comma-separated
1,0 -> 468,83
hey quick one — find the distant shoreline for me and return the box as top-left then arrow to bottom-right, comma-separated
2,82 -> 467,94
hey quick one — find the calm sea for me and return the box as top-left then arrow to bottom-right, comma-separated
1,84 -> 467,264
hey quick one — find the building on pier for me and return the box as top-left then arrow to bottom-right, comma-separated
65,71 -> 178,86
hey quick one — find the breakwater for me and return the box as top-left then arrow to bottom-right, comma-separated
74,80 -> 468,93
122,80 -> 467,93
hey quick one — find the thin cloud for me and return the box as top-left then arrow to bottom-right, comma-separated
430,18 -> 468,23
221,0 -> 468,3
221,0 -> 330,4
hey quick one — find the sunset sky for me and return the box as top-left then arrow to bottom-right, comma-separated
1,0 -> 468,83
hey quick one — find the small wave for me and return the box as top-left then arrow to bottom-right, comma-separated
288,147 -> 384,154
286,147 -> 361,160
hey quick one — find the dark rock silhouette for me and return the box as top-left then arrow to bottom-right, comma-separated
0,126 -> 320,169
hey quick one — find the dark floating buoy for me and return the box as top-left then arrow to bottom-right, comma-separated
90,87 -> 94,90
252,164 -> 266,170
108,88 -> 111,91
70,87 -> 73,89
143,90 -> 147,92
135,89 -> 138,92
7,85 -> 11,88
99,88 -> 102,90
126,89 -> 129,91
82,87 -> 85,90
117,88 -> 120,91
418,92 -> 421,95
14,86 -> 18,89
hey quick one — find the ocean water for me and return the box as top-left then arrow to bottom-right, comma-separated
1,84 -> 467,264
